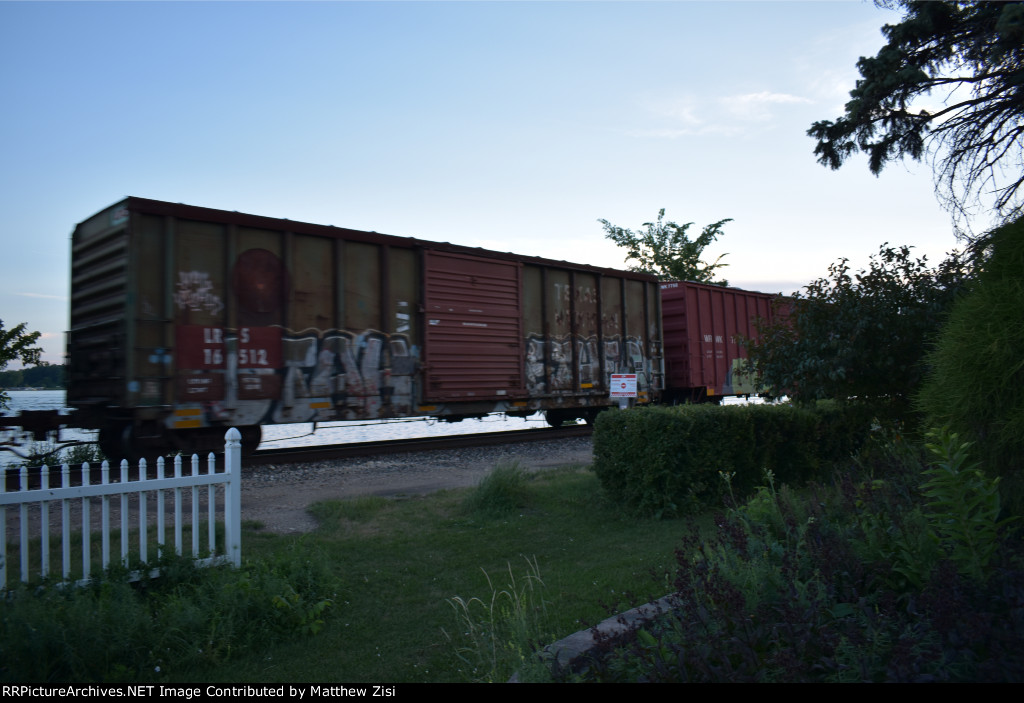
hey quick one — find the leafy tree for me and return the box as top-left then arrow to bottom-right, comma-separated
0,320 -> 43,408
21,362 -> 64,389
746,244 -> 969,419
917,217 -> 1024,511
599,208 -> 731,284
0,363 -> 64,389
809,1 -> 1024,233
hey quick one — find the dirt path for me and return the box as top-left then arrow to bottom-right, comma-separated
242,439 -> 594,533
3,439 -> 594,542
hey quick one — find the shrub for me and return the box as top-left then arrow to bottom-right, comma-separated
746,244 -> 968,420
918,217 -> 1024,512
570,434 -> 1024,682
592,403 -> 870,517
0,550 -> 338,682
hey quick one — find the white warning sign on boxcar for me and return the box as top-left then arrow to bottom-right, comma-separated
610,373 -> 637,398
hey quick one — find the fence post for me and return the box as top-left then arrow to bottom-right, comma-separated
120,460 -> 130,567
41,465 -> 50,579
224,428 -> 242,568
1,467 -> 6,589
19,466 -> 28,583
139,459 -> 148,565
61,462 -> 70,580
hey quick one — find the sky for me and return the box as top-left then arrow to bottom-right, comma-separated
1,0 -> 971,365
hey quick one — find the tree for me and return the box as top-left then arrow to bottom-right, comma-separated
599,208 -> 731,284
746,244 -> 969,419
21,362 -> 64,389
917,217 -> 1024,510
809,1 -> 1024,234
0,320 -> 43,409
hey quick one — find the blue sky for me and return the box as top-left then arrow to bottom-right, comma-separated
1,1 -> 968,364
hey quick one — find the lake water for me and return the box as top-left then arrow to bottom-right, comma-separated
1,390 -> 549,461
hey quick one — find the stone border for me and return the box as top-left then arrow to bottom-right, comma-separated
510,594 -> 677,682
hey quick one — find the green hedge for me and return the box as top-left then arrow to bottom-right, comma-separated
592,403 -> 871,517
917,217 -> 1024,513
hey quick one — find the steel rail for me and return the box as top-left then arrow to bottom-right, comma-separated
246,425 -> 593,466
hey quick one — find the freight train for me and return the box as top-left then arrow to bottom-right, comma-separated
34,198 -> 778,458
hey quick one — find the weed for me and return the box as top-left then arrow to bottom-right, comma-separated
272,587 -> 333,636
444,556 -> 553,682
919,427 -> 1018,582
2,441 -> 105,470
60,443 -> 106,466
463,461 -> 531,517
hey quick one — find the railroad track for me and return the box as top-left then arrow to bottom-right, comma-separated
247,424 -> 593,466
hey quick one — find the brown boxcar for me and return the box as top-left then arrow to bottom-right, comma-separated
67,197 -> 663,456
659,280 -> 774,403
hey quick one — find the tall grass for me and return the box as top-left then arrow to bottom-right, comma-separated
462,461 -> 531,517
445,556 -> 552,682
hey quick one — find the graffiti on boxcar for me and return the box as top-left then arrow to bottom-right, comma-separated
723,357 -> 757,396
552,283 -> 601,332
577,337 -> 599,387
276,329 -> 415,421
526,335 -> 563,394
548,338 -> 573,391
608,337 -> 652,391
173,324 -> 418,428
271,329 -> 417,423
173,271 -> 224,316
524,333 -> 651,395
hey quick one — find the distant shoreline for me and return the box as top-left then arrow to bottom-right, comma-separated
2,387 -> 65,392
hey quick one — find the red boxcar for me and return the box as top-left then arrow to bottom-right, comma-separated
67,197 -> 663,456
660,281 -> 775,403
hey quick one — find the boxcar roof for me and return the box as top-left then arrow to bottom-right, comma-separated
82,196 -> 658,283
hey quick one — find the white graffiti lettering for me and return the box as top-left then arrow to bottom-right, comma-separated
174,271 -> 224,315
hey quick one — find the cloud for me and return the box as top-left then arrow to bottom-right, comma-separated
18,292 -> 66,301
634,90 -> 812,139
721,91 -> 813,122
638,95 -> 706,129
626,125 -> 740,139
660,98 -> 703,127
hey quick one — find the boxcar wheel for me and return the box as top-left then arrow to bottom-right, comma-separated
98,424 -> 133,462
545,410 -> 566,427
238,426 -> 262,455
171,429 -> 227,457
171,426 -> 261,457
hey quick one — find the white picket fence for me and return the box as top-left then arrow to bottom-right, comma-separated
0,427 -> 242,589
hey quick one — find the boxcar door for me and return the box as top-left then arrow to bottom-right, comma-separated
422,251 -> 525,401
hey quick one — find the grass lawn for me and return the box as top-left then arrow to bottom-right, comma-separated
189,463 -> 702,683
